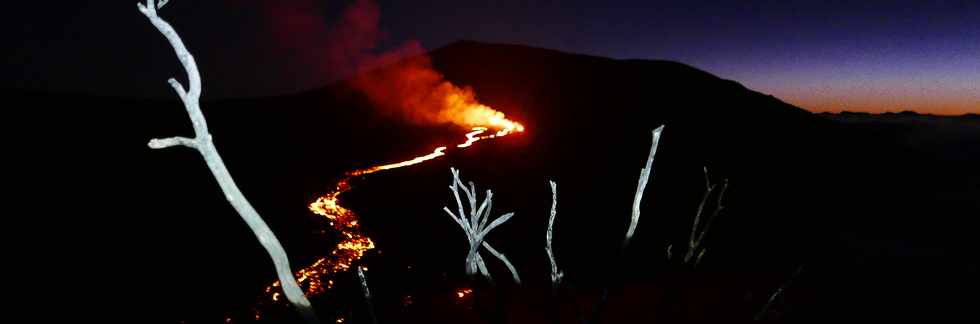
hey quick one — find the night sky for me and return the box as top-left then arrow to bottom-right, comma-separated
4,0 -> 978,114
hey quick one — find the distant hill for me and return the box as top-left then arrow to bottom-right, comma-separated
818,110 -> 979,162
821,110 -> 980,122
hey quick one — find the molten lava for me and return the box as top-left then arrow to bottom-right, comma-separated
457,128 -> 486,148
347,147 -> 447,177
263,178 -> 376,299
261,113 -> 524,306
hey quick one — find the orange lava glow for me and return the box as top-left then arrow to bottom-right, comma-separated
348,147 -> 447,177
456,288 -> 474,299
441,94 -> 526,133
259,112 -> 524,307
264,178 -> 374,299
457,127 -> 487,148
457,120 -> 524,148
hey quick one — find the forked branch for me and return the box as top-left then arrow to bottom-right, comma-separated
683,167 -> 729,266
443,168 -> 521,284
137,1 -> 315,321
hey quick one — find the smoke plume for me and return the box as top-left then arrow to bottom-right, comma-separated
326,0 -> 517,129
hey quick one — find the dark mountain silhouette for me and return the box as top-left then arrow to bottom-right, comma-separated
20,41 -> 978,323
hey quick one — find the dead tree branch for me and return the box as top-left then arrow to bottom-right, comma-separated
545,180 -> 563,289
443,168 -> 521,284
682,167 -> 729,266
137,1 -> 316,321
624,125 -> 665,248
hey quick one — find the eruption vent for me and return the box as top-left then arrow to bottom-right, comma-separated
350,53 -> 524,133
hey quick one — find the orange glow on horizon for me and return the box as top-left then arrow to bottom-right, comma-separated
765,83 -> 979,116
795,98 -> 979,116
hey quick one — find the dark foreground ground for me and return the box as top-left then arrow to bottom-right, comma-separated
15,41 -> 979,323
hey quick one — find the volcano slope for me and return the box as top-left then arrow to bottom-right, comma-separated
28,40 -> 978,322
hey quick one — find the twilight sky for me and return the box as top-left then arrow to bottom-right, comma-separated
4,0 -> 978,114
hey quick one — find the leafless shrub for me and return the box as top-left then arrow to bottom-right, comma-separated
443,168 -> 521,284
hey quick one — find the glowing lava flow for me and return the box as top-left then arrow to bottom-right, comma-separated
261,121 -> 523,305
263,177 -> 375,302
347,147 -> 447,177
457,128 -> 486,148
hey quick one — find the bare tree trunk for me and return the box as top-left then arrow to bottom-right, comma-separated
546,180 -> 564,324
136,1 -> 316,322
356,267 -> 378,324
592,125 -> 665,324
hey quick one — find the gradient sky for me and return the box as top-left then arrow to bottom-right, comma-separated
4,0 -> 978,114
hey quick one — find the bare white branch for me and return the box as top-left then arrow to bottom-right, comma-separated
356,267 -> 378,324
465,181 -> 478,229
450,183 -> 470,233
545,180 -> 563,288
689,168 -> 715,249
477,192 -> 493,231
755,265 -> 805,320
356,267 -> 371,300
137,1 -> 316,321
695,248 -> 707,266
148,136 -> 196,149
444,207 -> 474,243
477,212 -> 514,242
167,78 -> 189,104
624,125 -> 665,247
684,169 -> 728,265
482,241 -> 521,284
444,168 -> 521,284
475,190 -> 491,229
475,253 -> 492,279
